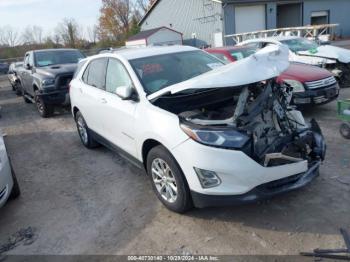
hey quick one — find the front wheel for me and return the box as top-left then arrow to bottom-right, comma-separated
35,91 -> 54,118
147,145 -> 193,213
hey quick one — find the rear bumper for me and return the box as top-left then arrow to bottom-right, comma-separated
191,161 -> 321,208
292,84 -> 339,105
38,89 -> 70,106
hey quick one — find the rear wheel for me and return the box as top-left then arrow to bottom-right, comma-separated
14,82 -> 22,96
147,145 -> 193,213
35,91 -> 54,118
340,123 -> 350,139
75,111 -> 99,149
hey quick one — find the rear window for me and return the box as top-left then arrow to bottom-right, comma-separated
130,51 -> 223,95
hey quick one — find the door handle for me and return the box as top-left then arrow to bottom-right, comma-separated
101,98 -> 107,104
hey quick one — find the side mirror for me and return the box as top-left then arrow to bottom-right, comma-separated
25,63 -> 32,70
116,85 -> 134,100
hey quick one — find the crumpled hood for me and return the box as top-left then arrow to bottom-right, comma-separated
148,44 -> 290,101
35,64 -> 77,78
297,45 -> 350,63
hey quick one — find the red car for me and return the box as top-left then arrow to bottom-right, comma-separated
206,46 -> 340,106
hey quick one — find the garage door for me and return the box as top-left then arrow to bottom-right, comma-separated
235,5 -> 266,34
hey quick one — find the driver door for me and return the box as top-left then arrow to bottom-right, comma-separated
99,58 -> 138,157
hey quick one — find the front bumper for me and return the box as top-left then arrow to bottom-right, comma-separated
38,89 -> 70,106
292,84 -> 339,105
191,161 -> 320,208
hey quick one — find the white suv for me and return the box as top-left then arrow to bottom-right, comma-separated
70,45 -> 326,213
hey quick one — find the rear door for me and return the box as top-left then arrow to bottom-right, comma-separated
78,58 -> 108,136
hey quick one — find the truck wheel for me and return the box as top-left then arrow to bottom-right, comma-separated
147,145 -> 193,213
75,111 -> 99,149
9,161 -> 20,200
35,91 -> 54,118
340,123 -> 350,139
15,82 -> 22,96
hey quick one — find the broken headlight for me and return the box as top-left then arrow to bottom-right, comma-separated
180,124 -> 250,149
284,80 -> 305,93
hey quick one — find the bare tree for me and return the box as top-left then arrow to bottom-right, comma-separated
87,25 -> 98,44
56,18 -> 81,48
22,25 -> 43,44
0,26 -> 19,47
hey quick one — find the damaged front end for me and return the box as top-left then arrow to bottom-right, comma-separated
177,80 -> 326,170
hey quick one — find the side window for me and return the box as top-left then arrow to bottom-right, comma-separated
85,58 -> 108,89
105,58 -> 133,94
24,54 -> 29,67
210,53 -> 230,63
74,60 -> 87,78
82,64 -> 90,83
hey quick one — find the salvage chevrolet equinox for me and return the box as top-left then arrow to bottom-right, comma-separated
70,45 -> 326,213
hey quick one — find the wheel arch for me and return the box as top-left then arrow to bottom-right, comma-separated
72,106 -> 80,119
141,139 -> 162,171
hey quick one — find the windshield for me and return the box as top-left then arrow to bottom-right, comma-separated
230,47 -> 257,61
280,38 -> 318,52
35,50 -> 85,67
130,51 -> 224,95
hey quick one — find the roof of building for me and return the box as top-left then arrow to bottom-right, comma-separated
139,0 -> 162,26
127,26 -> 182,42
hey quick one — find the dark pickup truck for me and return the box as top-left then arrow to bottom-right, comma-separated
18,49 -> 85,117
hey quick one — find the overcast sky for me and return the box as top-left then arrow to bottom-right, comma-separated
0,0 -> 101,35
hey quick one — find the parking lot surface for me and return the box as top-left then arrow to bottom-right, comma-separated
0,75 -> 349,255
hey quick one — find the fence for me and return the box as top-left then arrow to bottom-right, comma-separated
224,24 -> 339,44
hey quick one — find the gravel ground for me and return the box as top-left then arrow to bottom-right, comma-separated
0,75 -> 349,256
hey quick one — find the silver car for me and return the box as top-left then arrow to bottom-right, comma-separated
0,132 -> 20,208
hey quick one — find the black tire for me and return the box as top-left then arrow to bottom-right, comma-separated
9,161 -> 20,200
75,111 -> 99,149
147,145 -> 193,213
35,91 -> 54,118
22,88 -> 32,104
340,123 -> 350,139
14,82 -> 22,96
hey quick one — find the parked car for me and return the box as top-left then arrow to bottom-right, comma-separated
238,36 -> 350,87
0,63 -> 9,75
206,46 -> 339,106
8,62 -> 24,95
70,45 -> 326,213
0,132 -> 20,208
17,49 -> 85,118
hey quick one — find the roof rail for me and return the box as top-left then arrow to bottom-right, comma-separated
225,24 -> 339,44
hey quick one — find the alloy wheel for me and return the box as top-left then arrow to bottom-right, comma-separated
77,116 -> 88,144
151,158 -> 178,203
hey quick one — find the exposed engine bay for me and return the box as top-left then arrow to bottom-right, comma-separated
154,80 -> 326,167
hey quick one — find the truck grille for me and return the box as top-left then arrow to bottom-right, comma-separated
56,74 -> 73,89
305,76 -> 337,90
